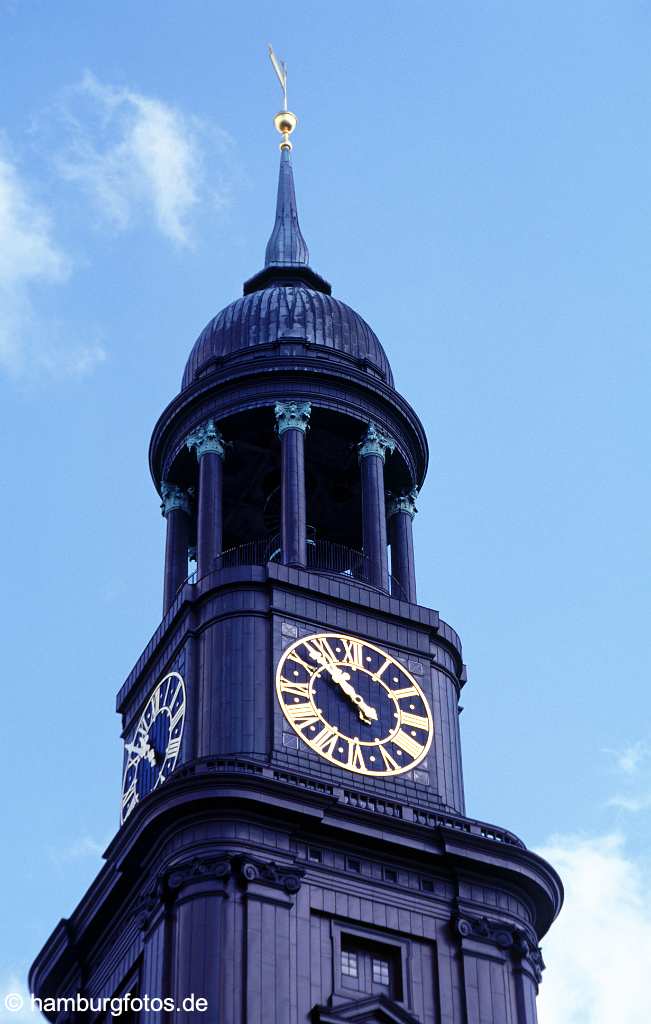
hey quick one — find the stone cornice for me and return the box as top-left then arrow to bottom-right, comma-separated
148,356 -> 428,491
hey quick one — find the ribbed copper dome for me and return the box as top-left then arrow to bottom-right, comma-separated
181,147 -> 394,390
182,284 -> 394,389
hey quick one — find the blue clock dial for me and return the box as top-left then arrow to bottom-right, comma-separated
276,633 -> 433,777
121,671 -> 186,823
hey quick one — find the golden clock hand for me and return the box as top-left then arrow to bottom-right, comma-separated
304,645 -> 378,723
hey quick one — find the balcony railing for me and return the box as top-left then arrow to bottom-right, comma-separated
202,535 -> 408,600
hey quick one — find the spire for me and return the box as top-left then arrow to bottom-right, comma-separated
264,147 -> 309,267
242,46 -> 331,296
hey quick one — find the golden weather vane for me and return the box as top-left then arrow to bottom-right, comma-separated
268,44 -> 297,150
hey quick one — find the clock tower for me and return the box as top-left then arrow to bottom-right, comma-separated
30,87 -> 562,1024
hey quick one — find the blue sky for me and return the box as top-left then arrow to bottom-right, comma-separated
1,2 -> 650,1021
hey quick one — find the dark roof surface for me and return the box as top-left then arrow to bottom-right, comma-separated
181,146 -> 394,390
182,284 -> 394,388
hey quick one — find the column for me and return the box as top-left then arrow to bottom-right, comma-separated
387,487 -> 418,602
275,401 -> 311,567
167,856 -> 231,1024
237,857 -> 304,1024
186,419 -> 225,578
358,423 -> 395,590
161,483 -> 191,613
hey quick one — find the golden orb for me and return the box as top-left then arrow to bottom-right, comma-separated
273,110 -> 298,136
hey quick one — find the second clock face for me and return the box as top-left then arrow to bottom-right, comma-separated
276,632 -> 433,777
121,671 -> 186,823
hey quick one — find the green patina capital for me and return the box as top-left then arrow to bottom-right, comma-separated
186,419 -> 225,459
274,400 -> 312,436
358,422 -> 396,462
387,487 -> 419,519
160,482 -> 191,518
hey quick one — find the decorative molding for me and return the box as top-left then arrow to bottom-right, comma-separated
452,913 -> 545,982
235,856 -> 304,896
131,879 -> 168,933
131,853 -> 303,929
160,482 -> 191,517
358,422 -> 396,462
387,487 -> 418,519
274,400 -> 312,435
167,856 -> 232,892
186,418 -> 225,459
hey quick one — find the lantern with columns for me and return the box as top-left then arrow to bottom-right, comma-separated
153,143 -> 427,614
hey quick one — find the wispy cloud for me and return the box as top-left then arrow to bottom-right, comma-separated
537,833 -> 651,1024
54,72 -> 233,246
607,792 -> 651,813
48,832 -> 106,866
603,739 -> 651,813
0,143 -> 105,380
0,973 -> 33,1021
604,740 -> 650,777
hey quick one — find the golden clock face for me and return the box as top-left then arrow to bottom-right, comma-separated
276,632 -> 433,777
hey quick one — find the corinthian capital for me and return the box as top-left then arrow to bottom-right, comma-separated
186,419 -> 225,459
160,482 -> 191,517
274,401 -> 311,436
358,422 -> 396,462
387,487 -> 418,519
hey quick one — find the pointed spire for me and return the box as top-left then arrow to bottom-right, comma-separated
264,148 -> 309,267
242,48 -> 331,296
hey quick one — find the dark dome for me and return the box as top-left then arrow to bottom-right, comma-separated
182,284 -> 394,389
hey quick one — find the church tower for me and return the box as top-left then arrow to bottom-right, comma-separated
30,71 -> 562,1024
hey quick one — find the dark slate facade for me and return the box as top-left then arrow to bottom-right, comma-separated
30,130 -> 562,1024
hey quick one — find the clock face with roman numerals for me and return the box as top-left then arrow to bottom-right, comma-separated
121,671 -> 186,823
276,632 -> 433,777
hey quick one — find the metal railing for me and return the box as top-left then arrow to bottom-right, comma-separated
207,535 -> 408,600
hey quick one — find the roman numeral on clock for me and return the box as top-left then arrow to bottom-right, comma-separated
122,780 -> 137,813
345,739 -> 366,771
391,685 -> 419,700
378,744 -> 401,772
340,638 -> 364,668
279,679 -> 312,700
399,711 -> 430,731
283,703 -> 320,730
393,729 -> 425,760
311,724 -> 339,756
166,737 -> 181,759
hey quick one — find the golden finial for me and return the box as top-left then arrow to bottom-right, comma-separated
268,44 -> 297,150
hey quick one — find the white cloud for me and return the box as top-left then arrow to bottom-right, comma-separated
0,145 -> 105,380
602,739 -> 651,812
604,740 -> 650,777
49,833 -> 106,865
607,792 -> 651,813
0,973 -> 35,1021
56,72 -> 230,246
536,833 -> 651,1024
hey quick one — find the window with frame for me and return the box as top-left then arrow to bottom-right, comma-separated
340,935 -> 402,999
